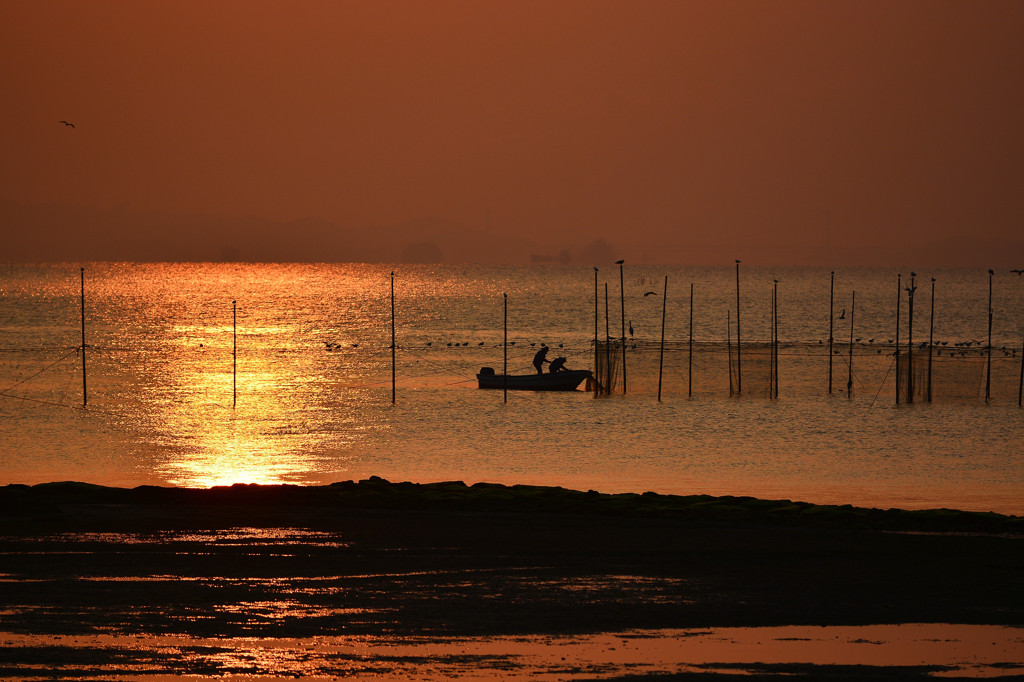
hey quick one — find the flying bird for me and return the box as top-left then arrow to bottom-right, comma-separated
1011,269 -> 1024,276
643,291 -> 657,297
59,120 -> 74,128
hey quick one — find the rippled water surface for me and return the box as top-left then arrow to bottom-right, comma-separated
3,625 -> 1021,679
1,263 -> 1022,513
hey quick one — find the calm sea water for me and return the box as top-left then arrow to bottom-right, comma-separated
1,263 -> 1022,514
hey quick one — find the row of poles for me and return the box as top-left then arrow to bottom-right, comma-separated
596,263 -> 1022,406
593,260 -> 781,402
67,265 -> 1024,409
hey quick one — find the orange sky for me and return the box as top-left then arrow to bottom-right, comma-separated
2,0 -> 1022,265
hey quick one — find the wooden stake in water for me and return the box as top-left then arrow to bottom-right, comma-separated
727,309 -> 734,396
232,299 -> 237,409
907,273 -> 916,404
391,271 -> 396,405
1018,328 -> 1023,408
593,267 -> 599,378
503,292 -> 508,404
828,271 -> 834,394
986,269 -> 994,404
895,273 -> 901,405
769,285 -> 775,398
657,275 -> 667,402
773,279 -> 779,399
928,277 -> 935,403
735,259 -> 742,396
618,260 -> 627,394
688,282 -> 694,399
80,266 -> 87,407
847,291 -> 855,399
604,283 -> 611,395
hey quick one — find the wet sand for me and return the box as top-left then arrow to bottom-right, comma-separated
1,479 -> 1022,679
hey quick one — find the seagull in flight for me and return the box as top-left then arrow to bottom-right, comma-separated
643,291 -> 657,297
1011,269 -> 1024,276
59,120 -> 75,128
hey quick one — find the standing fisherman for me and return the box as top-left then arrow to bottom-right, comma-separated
532,346 -> 550,374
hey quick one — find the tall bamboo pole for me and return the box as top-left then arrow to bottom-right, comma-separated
828,271 -> 834,394
735,259 -> 742,395
657,275 -> 667,402
769,285 -> 775,398
232,299 -> 237,409
390,271 -> 396,405
727,309 -> 734,396
847,291 -> 855,398
604,283 -> 611,395
773,279 -> 779,399
928,277 -> 935,403
1018,328 -> 1023,408
80,267 -> 87,407
688,282 -> 694,399
593,267 -> 598,377
907,273 -> 916,404
986,269 -> 994,404
503,293 -> 508,403
895,274 -> 901,405
618,260 -> 627,394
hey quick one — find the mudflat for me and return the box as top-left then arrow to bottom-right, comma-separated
0,479 -> 1022,678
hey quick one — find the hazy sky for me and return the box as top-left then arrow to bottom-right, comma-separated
2,0 -> 1022,264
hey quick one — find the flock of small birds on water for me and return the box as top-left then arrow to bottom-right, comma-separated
323,340 -> 573,352
320,338 -> 1015,357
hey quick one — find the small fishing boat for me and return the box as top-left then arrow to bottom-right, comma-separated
476,367 -> 592,391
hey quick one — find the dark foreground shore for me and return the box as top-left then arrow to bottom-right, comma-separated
1,479 -> 1022,679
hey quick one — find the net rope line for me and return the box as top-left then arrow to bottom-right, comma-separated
2,331 -> 1017,412
0,390 -> 127,418
0,347 -> 81,397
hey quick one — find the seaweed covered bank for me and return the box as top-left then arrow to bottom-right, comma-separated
0,479 -> 1022,678
3,477 -> 1022,533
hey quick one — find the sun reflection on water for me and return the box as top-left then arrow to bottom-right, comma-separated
134,271 -> 394,488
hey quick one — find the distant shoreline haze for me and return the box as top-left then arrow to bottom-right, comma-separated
2,199 -> 1021,267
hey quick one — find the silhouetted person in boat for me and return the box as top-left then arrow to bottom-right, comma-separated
549,356 -> 568,373
532,346 -> 550,374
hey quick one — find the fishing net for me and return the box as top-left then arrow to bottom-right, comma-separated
891,346 -> 1022,403
584,339 -> 1023,404
730,344 -> 775,399
593,340 -> 620,395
